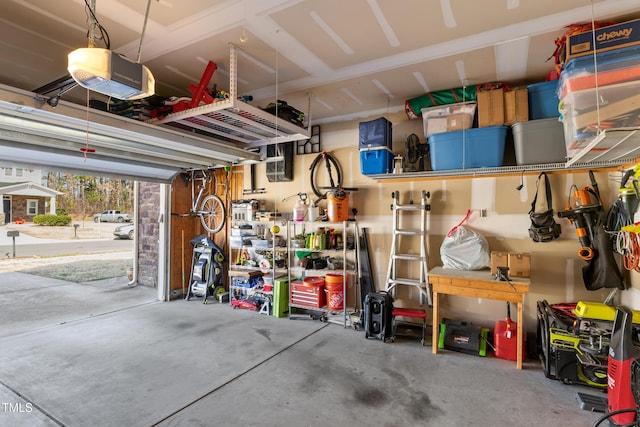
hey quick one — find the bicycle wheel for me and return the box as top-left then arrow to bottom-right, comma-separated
198,194 -> 226,233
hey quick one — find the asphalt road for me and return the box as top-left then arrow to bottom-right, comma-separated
0,238 -> 133,258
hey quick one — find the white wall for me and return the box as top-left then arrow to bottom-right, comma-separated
243,113 -> 638,333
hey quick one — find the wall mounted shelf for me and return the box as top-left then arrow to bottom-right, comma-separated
565,127 -> 640,167
368,158 -> 634,181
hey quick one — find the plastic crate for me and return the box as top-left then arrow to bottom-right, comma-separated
559,46 -> 640,99
420,101 -> 476,137
358,117 -> 392,149
527,80 -> 559,119
360,147 -> 394,175
512,118 -> 566,165
427,126 -> 507,170
559,79 -> 640,158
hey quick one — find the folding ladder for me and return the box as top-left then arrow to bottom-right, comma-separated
384,190 -> 432,307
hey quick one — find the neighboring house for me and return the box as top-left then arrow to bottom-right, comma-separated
0,166 -> 62,224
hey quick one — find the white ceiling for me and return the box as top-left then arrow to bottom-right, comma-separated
0,0 -> 639,180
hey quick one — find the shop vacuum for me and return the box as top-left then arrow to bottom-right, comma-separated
592,306 -> 640,427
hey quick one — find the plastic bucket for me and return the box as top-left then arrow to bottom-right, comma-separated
303,276 -> 325,288
327,191 -> 349,222
324,274 -> 344,310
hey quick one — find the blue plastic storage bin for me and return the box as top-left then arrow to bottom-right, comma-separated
428,126 -> 507,171
527,80 -> 559,119
359,117 -> 392,149
559,45 -> 640,99
360,147 -> 394,175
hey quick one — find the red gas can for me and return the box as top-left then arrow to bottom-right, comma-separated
494,303 -> 520,361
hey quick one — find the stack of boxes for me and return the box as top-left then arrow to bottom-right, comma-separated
363,19 -> 640,175
422,80 -> 564,171
425,97 -> 509,171
359,117 -> 394,175
557,18 -> 640,160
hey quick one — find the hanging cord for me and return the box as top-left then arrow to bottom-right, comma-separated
588,0 -> 602,135
615,230 -> 640,271
83,0 -> 110,49
136,0 -> 153,63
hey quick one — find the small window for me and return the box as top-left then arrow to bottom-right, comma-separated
16,168 -> 23,177
27,199 -> 38,216
4,168 -> 12,176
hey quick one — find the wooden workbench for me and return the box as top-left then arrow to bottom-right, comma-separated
429,266 -> 530,369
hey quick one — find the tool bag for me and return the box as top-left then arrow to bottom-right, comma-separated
529,172 -> 561,242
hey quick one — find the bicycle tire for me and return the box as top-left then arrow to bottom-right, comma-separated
309,152 -> 342,200
198,194 -> 226,233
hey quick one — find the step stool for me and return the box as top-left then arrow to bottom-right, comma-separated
391,307 -> 427,346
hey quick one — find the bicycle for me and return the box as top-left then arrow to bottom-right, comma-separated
177,169 -> 226,234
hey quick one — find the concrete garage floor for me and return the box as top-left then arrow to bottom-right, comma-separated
0,273 -> 606,427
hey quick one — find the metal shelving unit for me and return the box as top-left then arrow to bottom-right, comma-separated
287,221 -> 357,327
148,45 -> 310,150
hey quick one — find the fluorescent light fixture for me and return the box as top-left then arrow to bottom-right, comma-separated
68,48 -> 155,100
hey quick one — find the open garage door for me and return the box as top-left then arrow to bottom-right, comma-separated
0,84 -> 261,306
0,84 -> 261,182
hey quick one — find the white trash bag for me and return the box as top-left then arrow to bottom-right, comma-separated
440,210 -> 490,270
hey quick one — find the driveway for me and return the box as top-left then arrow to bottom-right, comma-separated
0,222 -> 131,259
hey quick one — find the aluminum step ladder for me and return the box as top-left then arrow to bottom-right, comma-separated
384,190 -> 432,307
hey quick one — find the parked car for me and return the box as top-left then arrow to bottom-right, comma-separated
93,210 -> 132,223
113,223 -> 134,240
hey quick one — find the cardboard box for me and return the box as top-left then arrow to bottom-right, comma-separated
490,251 -> 509,276
447,113 -> 473,132
504,88 -> 528,124
565,19 -> 640,63
477,89 -> 504,127
426,117 -> 448,136
508,252 -> 531,278
421,102 -> 476,137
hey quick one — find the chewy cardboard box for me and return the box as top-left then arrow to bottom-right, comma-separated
565,18 -> 640,63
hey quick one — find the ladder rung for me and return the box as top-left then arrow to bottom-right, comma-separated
392,254 -> 425,261
395,205 -> 424,211
388,278 -> 427,287
395,229 -> 425,236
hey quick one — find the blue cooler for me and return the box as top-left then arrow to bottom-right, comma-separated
428,126 -> 507,171
360,147 -> 394,175
527,80 -> 559,119
359,117 -> 392,149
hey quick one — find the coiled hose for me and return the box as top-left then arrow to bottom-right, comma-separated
309,151 -> 342,203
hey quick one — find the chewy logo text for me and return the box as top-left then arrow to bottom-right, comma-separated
597,28 -> 633,42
